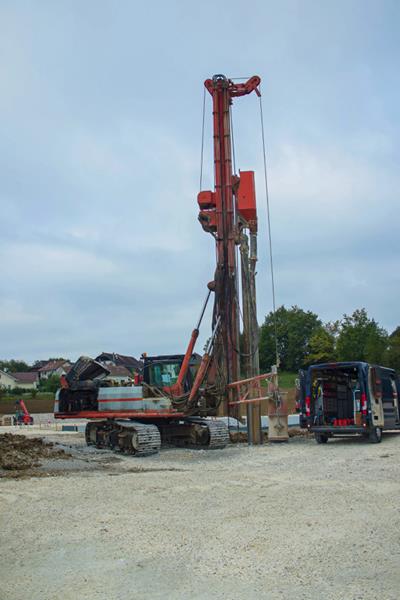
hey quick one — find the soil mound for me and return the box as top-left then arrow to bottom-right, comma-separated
0,433 -> 70,472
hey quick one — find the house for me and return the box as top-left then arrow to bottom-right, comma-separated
30,360 -> 49,372
13,372 -> 39,389
0,370 -> 19,389
38,360 -> 72,380
102,365 -> 133,385
95,352 -> 142,374
0,370 -> 38,390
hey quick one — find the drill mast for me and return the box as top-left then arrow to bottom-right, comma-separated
197,74 -> 261,416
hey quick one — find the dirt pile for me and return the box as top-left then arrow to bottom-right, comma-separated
230,427 -> 311,443
0,433 -> 70,472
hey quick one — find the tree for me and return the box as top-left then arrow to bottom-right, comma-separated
336,308 -> 388,363
384,327 -> 400,371
259,305 -> 321,372
38,374 -> 61,393
305,326 -> 336,366
0,359 -> 30,373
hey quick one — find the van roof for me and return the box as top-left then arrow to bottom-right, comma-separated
308,361 -> 395,374
309,361 -> 368,370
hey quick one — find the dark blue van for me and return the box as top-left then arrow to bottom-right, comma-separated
298,362 -> 400,443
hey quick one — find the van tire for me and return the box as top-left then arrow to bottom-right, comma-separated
368,427 -> 382,444
315,433 -> 328,444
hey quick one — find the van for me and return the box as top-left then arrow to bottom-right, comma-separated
298,362 -> 400,443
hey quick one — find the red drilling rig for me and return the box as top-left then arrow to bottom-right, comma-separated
197,75 -> 262,428
54,74 -> 287,454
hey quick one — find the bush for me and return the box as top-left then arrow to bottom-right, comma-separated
38,374 -> 61,393
7,387 -> 32,396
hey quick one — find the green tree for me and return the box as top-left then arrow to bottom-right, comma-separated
325,320 -> 340,339
0,359 -> 30,372
39,374 -> 61,393
336,308 -> 388,363
305,326 -> 336,366
384,327 -> 400,371
259,305 -> 321,371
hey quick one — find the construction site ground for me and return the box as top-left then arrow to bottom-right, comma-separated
1,425 -> 399,600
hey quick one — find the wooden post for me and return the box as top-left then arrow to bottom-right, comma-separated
267,367 -> 289,442
240,232 -> 262,444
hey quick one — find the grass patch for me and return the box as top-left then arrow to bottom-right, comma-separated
0,393 -> 55,415
277,371 -> 297,389
259,371 -> 297,390
0,392 -> 53,403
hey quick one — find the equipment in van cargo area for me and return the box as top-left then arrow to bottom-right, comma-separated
299,362 -> 400,443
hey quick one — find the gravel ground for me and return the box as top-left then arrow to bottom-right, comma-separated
1,428 -> 400,600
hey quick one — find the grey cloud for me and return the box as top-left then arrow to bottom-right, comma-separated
1,1 -> 399,361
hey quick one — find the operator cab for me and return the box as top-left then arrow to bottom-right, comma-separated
142,354 -> 201,393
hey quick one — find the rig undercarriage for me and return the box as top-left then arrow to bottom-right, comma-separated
84,418 -> 230,456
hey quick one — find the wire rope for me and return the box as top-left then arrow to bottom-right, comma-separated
199,86 -> 206,190
230,105 -> 237,175
258,89 -> 279,368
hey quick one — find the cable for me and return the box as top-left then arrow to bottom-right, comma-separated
258,89 -> 284,429
230,105 -> 237,175
258,90 -> 279,368
199,86 -> 206,190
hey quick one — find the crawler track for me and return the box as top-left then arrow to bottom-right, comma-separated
85,417 -> 229,456
185,418 -> 230,449
85,420 -> 161,456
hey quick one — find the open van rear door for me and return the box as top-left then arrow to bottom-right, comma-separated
371,366 -> 396,428
395,376 -> 400,423
298,369 -> 307,427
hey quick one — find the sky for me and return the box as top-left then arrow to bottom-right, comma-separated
0,0 -> 399,363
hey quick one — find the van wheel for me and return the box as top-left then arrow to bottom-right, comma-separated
315,433 -> 328,444
368,427 -> 382,444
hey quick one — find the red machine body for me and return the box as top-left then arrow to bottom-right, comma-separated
237,171 -> 257,231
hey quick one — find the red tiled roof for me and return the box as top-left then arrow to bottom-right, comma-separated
11,372 -> 38,384
39,360 -> 71,373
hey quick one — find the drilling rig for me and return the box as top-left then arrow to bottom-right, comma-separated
197,74 -> 262,441
54,74 -> 286,454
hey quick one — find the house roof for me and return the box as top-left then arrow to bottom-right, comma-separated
106,365 -> 132,378
12,372 -> 38,384
39,360 -> 71,373
30,360 -> 49,372
96,352 -> 142,371
0,370 -> 38,384
0,369 -> 18,380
